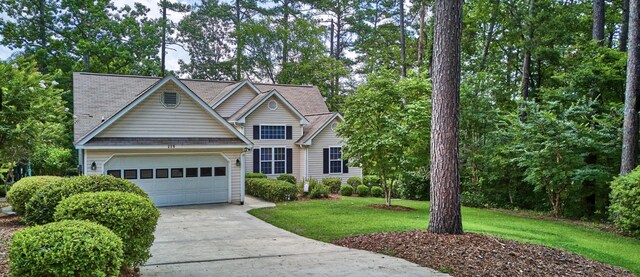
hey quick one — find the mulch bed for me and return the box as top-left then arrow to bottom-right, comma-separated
368,204 -> 417,212
0,214 -> 26,277
297,193 -> 342,201
333,230 -> 633,277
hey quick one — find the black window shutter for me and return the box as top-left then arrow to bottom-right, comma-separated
286,126 -> 293,140
286,148 -> 293,174
323,148 -> 329,174
253,149 -> 260,173
343,158 -> 349,173
253,125 -> 260,140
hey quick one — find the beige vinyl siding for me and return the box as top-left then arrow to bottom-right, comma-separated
307,118 -> 362,183
244,96 -> 305,181
215,85 -> 258,117
84,148 -> 244,204
98,82 -> 235,138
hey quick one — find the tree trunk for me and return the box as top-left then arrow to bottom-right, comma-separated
519,52 -> 531,122
621,0 -> 630,52
428,0 -> 463,235
282,0 -> 290,70
330,18 -> 335,97
161,1 -> 167,76
38,0 -> 47,74
621,0 -> 640,175
399,0 -> 406,77
480,0 -> 500,69
593,0 -> 605,46
418,2 -> 426,63
235,0 -> 242,80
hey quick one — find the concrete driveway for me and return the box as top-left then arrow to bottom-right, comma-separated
141,197 -> 446,277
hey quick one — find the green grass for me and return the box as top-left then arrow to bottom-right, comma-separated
248,197 -> 640,275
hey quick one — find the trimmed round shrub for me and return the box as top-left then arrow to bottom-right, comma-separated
277,174 -> 297,184
246,172 -> 267,179
55,191 -> 159,268
309,185 -> 329,199
322,177 -> 342,193
610,169 -> 640,238
6,176 -> 63,215
246,178 -> 297,202
363,175 -> 380,188
356,185 -> 370,197
347,177 -> 362,188
25,175 -> 147,226
10,220 -> 123,277
339,185 -> 353,196
370,186 -> 384,197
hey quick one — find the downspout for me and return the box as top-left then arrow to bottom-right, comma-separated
240,152 -> 246,205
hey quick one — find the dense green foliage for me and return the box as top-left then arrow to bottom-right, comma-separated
356,185 -> 369,197
362,175 -> 380,188
54,191 -> 160,267
347,177 -> 362,188
246,172 -> 267,179
249,197 -> 640,274
370,186 -> 384,198
246,178 -> 297,202
339,185 -> 353,196
397,171 -> 429,201
10,220 -> 123,277
309,185 -> 329,199
277,174 -> 297,185
609,167 -> 640,238
322,177 -> 342,193
6,176 -> 62,215
25,175 -> 147,225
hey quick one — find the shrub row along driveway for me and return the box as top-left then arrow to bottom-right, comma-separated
141,197 -> 445,276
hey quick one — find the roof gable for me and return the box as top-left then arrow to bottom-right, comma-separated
227,89 -> 310,125
297,112 -> 344,145
210,80 -> 261,108
75,75 -> 253,147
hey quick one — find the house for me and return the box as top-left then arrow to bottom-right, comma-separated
73,73 -> 362,207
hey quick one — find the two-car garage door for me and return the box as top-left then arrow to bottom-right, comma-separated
103,154 -> 229,207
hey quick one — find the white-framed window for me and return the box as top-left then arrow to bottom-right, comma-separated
260,125 -> 286,140
260,147 -> 287,174
268,100 -> 278,110
329,147 -> 343,174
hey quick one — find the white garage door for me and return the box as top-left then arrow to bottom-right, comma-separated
103,154 -> 229,207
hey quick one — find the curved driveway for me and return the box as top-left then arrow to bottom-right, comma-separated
141,197 -> 446,277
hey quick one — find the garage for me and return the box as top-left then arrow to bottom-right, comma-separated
103,154 -> 229,207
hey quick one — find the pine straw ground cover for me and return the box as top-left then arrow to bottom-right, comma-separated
334,231 -> 633,276
0,214 -> 26,277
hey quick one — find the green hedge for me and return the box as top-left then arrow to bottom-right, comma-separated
347,177 -> 362,188
25,175 -> 147,226
322,178 -> 342,193
339,185 -> 353,196
277,174 -> 297,184
246,178 -> 297,202
54,191 -> 160,268
6,176 -> 63,215
356,185 -> 370,197
10,220 -> 123,277
610,168 -> 640,238
246,172 -> 267,179
370,186 -> 384,197
309,185 -> 329,199
363,175 -> 380,188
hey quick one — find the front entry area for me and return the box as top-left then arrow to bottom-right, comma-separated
103,154 -> 229,207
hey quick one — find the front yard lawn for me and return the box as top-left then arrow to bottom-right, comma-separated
248,197 -> 640,275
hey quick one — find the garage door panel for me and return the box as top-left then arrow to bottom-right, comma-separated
104,154 -> 229,207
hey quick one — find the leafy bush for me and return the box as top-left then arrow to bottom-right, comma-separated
356,185 -> 370,197
246,178 -> 297,202
25,175 -> 147,226
363,175 -> 380,188
297,178 -> 322,196
339,185 -> 353,196
609,169 -> 640,238
0,184 -> 5,197
309,185 -> 329,199
347,177 -> 362,188
10,220 -> 123,277
370,186 -> 384,197
277,174 -> 297,184
246,172 -> 267,179
54,191 -> 160,268
397,172 -> 429,200
322,177 -> 342,193
6,176 -> 63,215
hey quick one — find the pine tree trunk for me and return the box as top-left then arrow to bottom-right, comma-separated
428,0 -> 463,235
282,0 -> 290,70
519,52 -> 531,122
235,0 -> 242,80
417,2 -> 426,63
593,0 -> 605,45
399,0 -> 406,77
38,0 -> 47,74
161,2 -> 167,76
621,0 -> 640,175
621,0 -> 630,52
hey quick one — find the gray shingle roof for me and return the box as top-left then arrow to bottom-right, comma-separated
73,72 -> 330,141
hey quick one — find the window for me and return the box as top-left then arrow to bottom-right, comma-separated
329,147 -> 343,174
156,169 -> 169,178
106,170 -> 121,178
214,167 -> 226,176
186,168 -> 198,177
268,100 -> 278,110
200,167 -> 213,177
140,169 -> 153,179
260,147 -> 287,175
171,168 -> 183,178
124,169 -> 138,179
161,91 -> 180,108
260,125 -> 286,140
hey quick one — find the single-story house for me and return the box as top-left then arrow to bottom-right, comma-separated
73,73 -> 362,206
